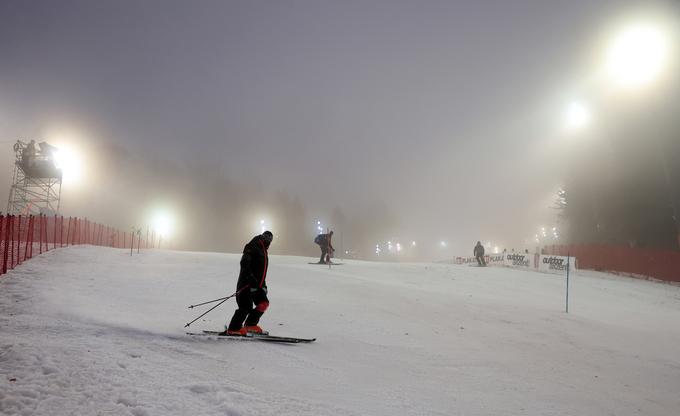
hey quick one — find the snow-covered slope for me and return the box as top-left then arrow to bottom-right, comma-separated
1,246 -> 679,415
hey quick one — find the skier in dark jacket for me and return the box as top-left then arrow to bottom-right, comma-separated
223,231 -> 273,336
474,241 -> 486,267
314,231 -> 334,264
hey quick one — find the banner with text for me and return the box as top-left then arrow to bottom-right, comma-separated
455,254 -> 505,266
503,253 -> 533,269
538,255 -> 577,275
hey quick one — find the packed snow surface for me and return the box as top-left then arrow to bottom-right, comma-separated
1,246 -> 679,415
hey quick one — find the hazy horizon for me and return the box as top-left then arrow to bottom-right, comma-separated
2,0 -> 678,259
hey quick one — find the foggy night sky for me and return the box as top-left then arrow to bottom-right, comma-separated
1,0 -> 678,258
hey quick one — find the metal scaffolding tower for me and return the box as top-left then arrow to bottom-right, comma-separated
6,140 -> 63,215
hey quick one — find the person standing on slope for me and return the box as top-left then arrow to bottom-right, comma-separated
223,231 -> 273,336
474,241 -> 486,267
314,230 -> 334,264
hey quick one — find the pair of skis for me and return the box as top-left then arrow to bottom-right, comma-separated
187,330 -> 315,343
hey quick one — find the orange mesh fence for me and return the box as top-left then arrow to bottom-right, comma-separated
544,244 -> 680,283
1,215 -> 148,277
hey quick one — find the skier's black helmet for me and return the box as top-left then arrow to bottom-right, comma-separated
262,230 -> 273,243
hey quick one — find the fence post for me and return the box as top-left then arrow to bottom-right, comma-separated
38,215 -> 42,254
25,216 -> 32,260
23,215 -> 28,261
23,216 -> 28,261
10,215 -> 15,269
44,215 -> 48,252
67,217 -> 72,246
44,215 -> 48,251
2,215 -> 9,274
30,215 -> 35,259
17,215 -> 22,266
39,215 -> 44,254
565,252 -> 571,313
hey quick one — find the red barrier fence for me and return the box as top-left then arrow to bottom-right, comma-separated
544,244 -> 680,283
0,215 -> 147,277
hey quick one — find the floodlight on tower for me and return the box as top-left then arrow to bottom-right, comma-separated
564,101 -> 591,131
152,210 -> 174,239
604,21 -> 672,89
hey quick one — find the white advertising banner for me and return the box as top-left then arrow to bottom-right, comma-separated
503,253 -> 533,269
538,255 -> 577,275
455,254 -> 505,266
455,256 -> 477,265
486,254 -> 505,266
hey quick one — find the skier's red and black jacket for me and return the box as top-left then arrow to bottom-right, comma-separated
237,235 -> 269,292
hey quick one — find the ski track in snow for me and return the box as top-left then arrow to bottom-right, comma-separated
1,245 -> 679,415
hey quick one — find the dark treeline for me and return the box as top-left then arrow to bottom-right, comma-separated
559,113 -> 680,250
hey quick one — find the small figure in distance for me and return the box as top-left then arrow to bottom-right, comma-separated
474,241 -> 486,267
314,231 -> 335,264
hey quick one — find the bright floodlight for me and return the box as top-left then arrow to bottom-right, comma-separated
152,210 -> 174,238
564,101 -> 591,130
604,22 -> 671,89
53,144 -> 84,186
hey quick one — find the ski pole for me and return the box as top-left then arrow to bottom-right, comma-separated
188,295 -> 234,309
183,285 -> 249,328
187,285 -> 251,309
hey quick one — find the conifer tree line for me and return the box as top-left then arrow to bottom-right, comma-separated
557,116 -> 680,251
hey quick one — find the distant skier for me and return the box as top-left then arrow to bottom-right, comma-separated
314,231 -> 334,264
474,241 -> 486,267
223,230 -> 273,336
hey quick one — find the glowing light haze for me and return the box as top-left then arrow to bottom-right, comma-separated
604,22 -> 672,89
564,101 -> 591,131
52,144 -> 84,187
1,0 -> 678,258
